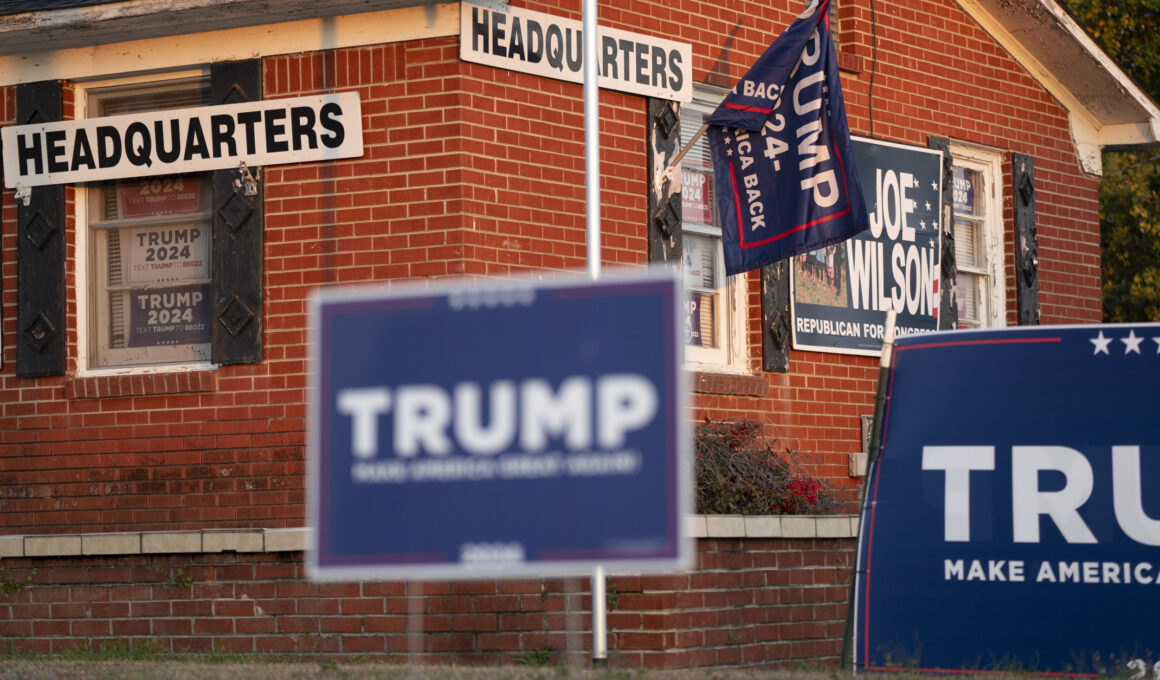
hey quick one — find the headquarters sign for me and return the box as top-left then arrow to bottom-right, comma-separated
461,2 -> 692,103
309,274 -> 689,581
2,92 -> 363,188
855,324 -> 1160,674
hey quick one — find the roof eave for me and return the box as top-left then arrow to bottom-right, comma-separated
0,0 -> 441,54
956,0 -> 1160,174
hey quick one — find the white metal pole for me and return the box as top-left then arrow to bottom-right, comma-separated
592,564 -> 607,667
583,0 -> 601,282
582,0 -> 608,667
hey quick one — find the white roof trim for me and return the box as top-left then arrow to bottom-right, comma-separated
0,0 -> 440,53
0,3 -> 457,88
957,0 -> 1160,174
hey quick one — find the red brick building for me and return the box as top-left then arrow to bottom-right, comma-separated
0,0 -> 1154,667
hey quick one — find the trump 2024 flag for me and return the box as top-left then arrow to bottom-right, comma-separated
707,0 -> 868,276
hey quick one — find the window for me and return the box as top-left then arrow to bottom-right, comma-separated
680,91 -> 748,370
950,144 -> 1005,328
79,74 -> 213,370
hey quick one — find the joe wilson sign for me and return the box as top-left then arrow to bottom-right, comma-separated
792,137 -> 943,356
2,91 -> 363,188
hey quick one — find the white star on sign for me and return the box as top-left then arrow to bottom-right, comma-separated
1090,331 -> 1112,355
1122,330 -> 1144,354
925,201 -> 932,211
931,181 -> 939,191
1154,337 -> 1160,354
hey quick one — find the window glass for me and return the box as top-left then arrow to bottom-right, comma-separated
950,149 -> 1004,328
680,92 -> 747,370
85,78 -> 213,369
953,166 -> 984,327
683,233 -> 718,348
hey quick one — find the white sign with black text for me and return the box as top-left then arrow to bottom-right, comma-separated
2,91 -> 364,188
461,2 -> 692,103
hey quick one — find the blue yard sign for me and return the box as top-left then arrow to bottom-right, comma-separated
854,324 -> 1160,675
308,272 -> 689,581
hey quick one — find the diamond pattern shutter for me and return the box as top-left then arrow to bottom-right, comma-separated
210,60 -> 264,365
1012,152 -> 1039,325
15,80 -> 66,378
648,98 -> 682,264
760,261 -> 790,373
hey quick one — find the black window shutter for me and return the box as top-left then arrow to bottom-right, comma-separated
648,99 -> 790,371
1012,152 -> 1039,325
927,136 -> 959,330
647,98 -> 681,265
15,81 -> 66,378
761,262 -> 791,372
210,60 -> 264,365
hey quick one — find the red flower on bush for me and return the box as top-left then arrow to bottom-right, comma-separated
695,419 -> 835,516
788,477 -> 820,504
781,477 -> 821,513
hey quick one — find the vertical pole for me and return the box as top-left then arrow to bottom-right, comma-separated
583,0 -> 601,282
592,564 -> 607,667
841,309 -> 897,670
408,581 -> 424,660
582,0 -> 608,668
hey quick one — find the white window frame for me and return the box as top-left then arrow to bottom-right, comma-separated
950,143 -> 1006,329
75,70 -> 217,376
681,91 -> 749,374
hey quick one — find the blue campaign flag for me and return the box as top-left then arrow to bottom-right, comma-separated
707,0 -> 869,276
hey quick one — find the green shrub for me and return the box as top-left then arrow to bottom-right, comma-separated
694,419 -> 836,515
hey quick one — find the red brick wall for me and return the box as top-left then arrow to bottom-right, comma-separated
0,0 -> 1102,531
0,537 -> 853,669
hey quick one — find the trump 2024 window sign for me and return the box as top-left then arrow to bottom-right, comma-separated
855,325 -> 1160,674
308,273 -> 689,581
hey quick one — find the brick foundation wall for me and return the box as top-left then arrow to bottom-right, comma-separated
0,519 -> 856,669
